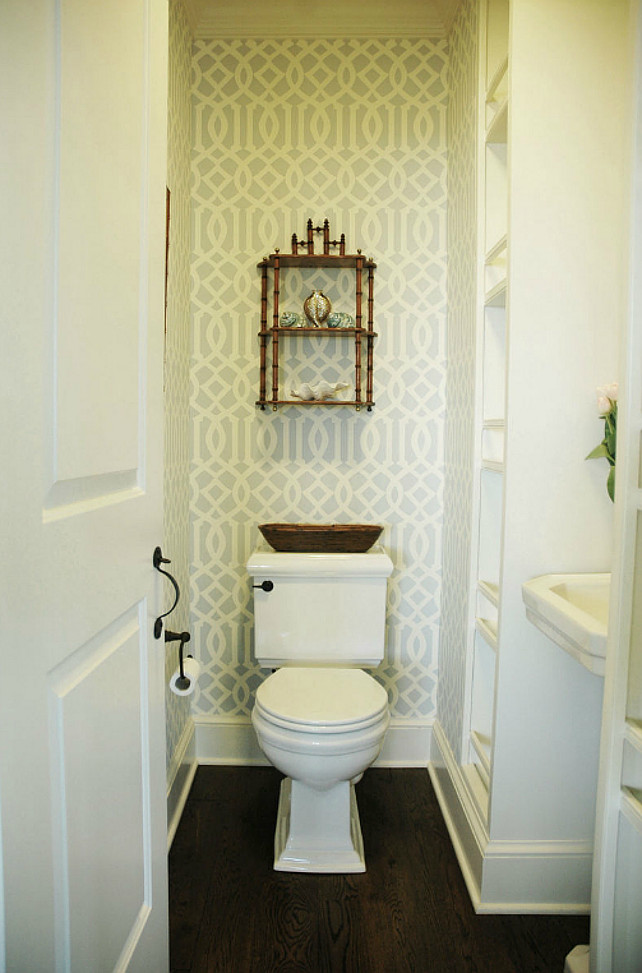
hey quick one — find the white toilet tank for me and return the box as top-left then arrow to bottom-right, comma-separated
247,546 -> 393,667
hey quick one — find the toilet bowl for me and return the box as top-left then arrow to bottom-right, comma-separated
247,545 -> 393,873
252,667 -> 389,872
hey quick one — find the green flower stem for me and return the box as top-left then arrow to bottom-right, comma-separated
585,399 -> 617,502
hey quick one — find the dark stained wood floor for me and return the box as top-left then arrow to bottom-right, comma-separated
169,767 -> 589,972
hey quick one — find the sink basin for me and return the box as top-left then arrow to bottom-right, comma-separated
522,573 -> 610,675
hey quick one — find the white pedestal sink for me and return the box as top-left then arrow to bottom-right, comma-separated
522,573 -> 610,676
523,575 -> 609,972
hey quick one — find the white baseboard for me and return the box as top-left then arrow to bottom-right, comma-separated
167,718 -> 197,850
375,719 -> 432,767
195,715 -> 268,765
475,842 -> 592,915
429,720 -> 592,914
194,715 -> 432,768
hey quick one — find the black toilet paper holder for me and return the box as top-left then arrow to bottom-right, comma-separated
165,629 -> 192,690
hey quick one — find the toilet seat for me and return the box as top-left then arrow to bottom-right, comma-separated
255,667 -> 388,733
251,666 -> 390,873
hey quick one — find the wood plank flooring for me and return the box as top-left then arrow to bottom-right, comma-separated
169,767 -> 589,972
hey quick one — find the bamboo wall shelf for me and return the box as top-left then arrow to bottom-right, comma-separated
256,220 -> 377,412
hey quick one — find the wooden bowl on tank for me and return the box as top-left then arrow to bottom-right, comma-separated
258,523 -> 383,554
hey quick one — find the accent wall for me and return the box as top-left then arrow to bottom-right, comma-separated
189,35 -> 450,755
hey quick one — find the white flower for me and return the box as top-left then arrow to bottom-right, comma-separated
596,383 -> 618,415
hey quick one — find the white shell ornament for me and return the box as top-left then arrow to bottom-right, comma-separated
291,381 -> 350,401
290,382 -> 314,401
303,290 -> 331,327
312,380 -> 350,400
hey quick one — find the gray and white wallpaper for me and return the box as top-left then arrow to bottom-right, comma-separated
189,37 -> 449,725
439,0 -> 478,761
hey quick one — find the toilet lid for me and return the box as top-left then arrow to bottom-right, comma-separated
255,667 -> 388,730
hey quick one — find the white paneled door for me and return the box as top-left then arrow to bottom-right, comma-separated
0,2 -> 169,971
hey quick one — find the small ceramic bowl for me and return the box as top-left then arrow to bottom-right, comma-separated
280,311 -> 303,328
326,311 -> 355,329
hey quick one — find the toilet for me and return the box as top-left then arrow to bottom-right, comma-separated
247,545 -> 393,873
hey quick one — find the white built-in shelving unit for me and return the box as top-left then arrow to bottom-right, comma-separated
431,0 -> 631,915
463,0 -> 510,825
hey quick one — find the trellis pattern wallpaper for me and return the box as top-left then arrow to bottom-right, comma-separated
164,0 -> 193,777
439,0 -> 478,761
189,37 -> 449,727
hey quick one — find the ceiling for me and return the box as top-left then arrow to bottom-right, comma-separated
182,0 -> 461,39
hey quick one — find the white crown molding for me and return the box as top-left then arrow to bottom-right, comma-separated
433,0 -> 460,35
185,0 -> 461,39
180,0 -> 200,36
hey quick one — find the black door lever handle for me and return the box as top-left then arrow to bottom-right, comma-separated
153,545 -> 181,639
253,580 -> 274,592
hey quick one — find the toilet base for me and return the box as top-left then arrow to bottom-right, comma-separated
273,777 -> 366,873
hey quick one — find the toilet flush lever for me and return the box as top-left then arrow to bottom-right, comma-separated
253,580 -> 274,592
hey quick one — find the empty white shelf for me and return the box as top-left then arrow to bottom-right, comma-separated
485,233 -> 508,265
470,729 -> 492,776
485,279 -> 507,307
481,459 -> 504,474
478,580 -> 500,606
625,719 -> 642,754
486,55 -> 508,105
486,98 -> 508,144
475,616 -> 498,650
621,787 -> 642,836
